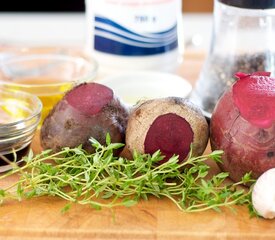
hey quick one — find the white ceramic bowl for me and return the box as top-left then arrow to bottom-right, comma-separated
98,71 -> 192,105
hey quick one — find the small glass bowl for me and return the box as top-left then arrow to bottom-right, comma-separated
0,54 -> 98,124
0,88 -> 42,172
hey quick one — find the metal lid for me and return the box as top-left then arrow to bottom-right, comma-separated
218,0 -> 275,9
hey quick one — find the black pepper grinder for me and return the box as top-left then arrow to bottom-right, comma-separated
191,0 -> 275,118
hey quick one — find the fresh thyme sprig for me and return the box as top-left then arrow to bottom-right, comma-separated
0,135 -> 256,215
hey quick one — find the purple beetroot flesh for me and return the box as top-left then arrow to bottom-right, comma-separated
66,82 -> 114,115
144,113 -> 194,162
233,72 -> 275,129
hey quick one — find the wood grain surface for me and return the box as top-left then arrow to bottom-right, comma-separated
0,51 -> 275,240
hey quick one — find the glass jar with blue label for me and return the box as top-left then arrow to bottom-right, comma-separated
85,0 -> 183,73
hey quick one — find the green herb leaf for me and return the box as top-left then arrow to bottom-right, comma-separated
0,137 -> 256,216
0,189 -> 5,198
122,198 -> 137,207
61,203 -> 72,214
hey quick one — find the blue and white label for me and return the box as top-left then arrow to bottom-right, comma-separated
90,0 -> 181,56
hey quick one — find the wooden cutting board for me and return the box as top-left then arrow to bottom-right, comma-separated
0,51 -> 275,240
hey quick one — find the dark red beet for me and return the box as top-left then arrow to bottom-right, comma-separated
233,72 -> 275,128
210,72 -> 275,182
41,82 -> 129,154
125,97 -> 209,163
144,113 -> 194,162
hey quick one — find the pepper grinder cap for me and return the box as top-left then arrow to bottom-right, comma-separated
218,0 -> 275,9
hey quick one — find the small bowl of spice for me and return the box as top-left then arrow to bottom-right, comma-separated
0,88 -> 42,172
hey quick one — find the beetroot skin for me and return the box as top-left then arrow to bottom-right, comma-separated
125,97 -> 209,163
41,83 -> 129,154
210,72 -> 275,182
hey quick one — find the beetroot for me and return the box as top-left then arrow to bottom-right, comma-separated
41,82 -> 129,154
210,72 -> 275,182
233,72 -> 275,129
125,97 -> 209,163
145,113 -> 194,161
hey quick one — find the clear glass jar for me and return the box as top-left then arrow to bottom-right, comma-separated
191,0 -> 275,118
0,88 -> 42,172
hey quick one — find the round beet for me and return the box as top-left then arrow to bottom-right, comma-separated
41,82 -> 129,154
125,97 -> 209,163
210,72 -> 275,182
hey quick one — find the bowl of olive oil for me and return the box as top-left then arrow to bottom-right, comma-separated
0,54 -> 98,124
0,88 -> 42,172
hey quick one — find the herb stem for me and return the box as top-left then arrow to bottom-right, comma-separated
0,137 -> 256,215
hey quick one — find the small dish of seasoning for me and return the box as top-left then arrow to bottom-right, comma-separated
98,71 -> 192,106
0,88 -> 42,172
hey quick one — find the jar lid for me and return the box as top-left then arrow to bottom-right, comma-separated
218,0 -> 275,9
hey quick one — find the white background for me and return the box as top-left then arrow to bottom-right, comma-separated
0,13 -> 213,50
